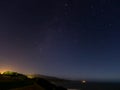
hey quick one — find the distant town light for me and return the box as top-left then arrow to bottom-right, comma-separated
27,75 -> 35,79
82,80 -> 86,83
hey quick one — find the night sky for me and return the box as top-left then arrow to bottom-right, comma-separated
0,0 -> 120,81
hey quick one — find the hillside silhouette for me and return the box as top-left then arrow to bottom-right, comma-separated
0,71 -> 67,90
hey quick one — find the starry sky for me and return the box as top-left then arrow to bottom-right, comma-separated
0,0 -> 120,81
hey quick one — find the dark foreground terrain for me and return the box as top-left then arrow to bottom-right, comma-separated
0,71 -> 67,90
0,71 -> 120,90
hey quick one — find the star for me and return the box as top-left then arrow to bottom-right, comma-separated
65,3 -> 69,7
90,5 -> 94,9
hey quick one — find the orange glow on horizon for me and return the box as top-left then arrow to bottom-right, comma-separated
0,69 -> 12,74
0,66 -> 15,74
